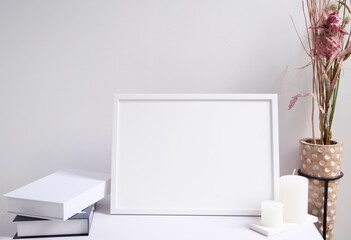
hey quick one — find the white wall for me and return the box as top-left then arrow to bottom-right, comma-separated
0,0 -> 350,239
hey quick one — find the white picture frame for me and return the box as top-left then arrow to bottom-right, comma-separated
111,94 -> 279,216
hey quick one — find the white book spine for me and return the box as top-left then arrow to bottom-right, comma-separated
64,180 -> 110,220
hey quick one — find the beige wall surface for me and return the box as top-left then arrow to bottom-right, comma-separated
0,0 -> 350,239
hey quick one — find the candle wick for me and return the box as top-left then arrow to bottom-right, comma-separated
292,169 -> 297,175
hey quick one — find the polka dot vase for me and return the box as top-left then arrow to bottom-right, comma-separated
299,138 -> 343,240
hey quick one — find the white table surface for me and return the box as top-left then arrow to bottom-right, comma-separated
0,197 -> 323,240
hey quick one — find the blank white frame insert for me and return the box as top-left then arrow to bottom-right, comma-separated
111,94 -> 279,215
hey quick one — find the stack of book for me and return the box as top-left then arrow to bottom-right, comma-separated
4,169 -> 111,239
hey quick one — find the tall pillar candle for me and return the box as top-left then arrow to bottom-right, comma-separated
261,200 -> 284,227
279,175 -> 308,223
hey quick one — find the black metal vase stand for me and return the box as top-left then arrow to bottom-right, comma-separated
298,169 -> 343,240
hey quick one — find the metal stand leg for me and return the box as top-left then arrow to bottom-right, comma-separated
298,169 -> 343,240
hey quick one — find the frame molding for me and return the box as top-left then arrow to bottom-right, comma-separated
111,94 -> 279,215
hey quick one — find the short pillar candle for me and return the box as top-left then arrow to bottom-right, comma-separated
261,200 -> 284,227
279,175 -> 308,223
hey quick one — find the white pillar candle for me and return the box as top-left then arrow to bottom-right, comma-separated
279,175 -> 308,223
261,200 -> 284,227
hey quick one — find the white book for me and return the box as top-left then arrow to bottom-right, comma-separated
4,169 -> 110,220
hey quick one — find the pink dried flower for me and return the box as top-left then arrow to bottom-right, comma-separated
291,0 -> 351,145
311,8 -> 348,58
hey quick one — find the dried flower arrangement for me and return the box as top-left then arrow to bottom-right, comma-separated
289,0 -> 351,145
